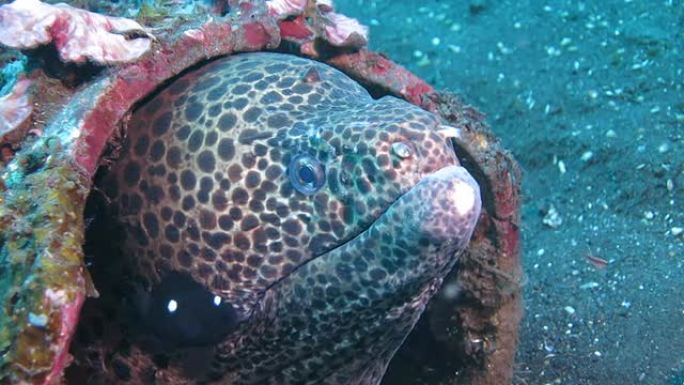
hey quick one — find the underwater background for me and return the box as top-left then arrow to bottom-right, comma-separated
335,0 -> 683,384
0,0 -> 681,384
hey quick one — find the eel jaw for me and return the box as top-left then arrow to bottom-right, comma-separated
212,165 -> 481,383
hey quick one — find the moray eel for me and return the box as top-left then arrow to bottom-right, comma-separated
99,52 -> 481,384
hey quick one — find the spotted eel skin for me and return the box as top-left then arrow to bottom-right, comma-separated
100,52 -> 481,384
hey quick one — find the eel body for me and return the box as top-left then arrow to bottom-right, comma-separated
91,52 -> 481,384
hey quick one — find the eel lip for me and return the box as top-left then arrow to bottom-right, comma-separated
409,165 -> 482,245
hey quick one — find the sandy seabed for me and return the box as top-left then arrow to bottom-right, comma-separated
337,0 -> 684,384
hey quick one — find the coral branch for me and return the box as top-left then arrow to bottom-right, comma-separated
0,0 -> 152,64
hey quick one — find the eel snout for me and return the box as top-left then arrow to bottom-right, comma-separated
404,165 -> 481,248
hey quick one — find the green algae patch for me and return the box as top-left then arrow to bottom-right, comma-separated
0,142 -> 91,385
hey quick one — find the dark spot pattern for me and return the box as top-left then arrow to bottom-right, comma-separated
153,112 -> 172,135
180,170 -> 196,190
218,139 -> 235,161
218,113 -> 237,131
149,140 -> 165,161
133,134 -> 149,156
187,130 -> 204,152
123,162 -> 140,186
166,146 -> 182,168
243,107 -> 262,122
197,150 -> 216,173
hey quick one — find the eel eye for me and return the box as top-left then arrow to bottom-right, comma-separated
288,154 -> 326,195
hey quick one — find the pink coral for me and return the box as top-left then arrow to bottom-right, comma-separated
0,0 -> 152,64
315,0 -> 333,11
322,12 -> 368,47
266,0 -> 308,19
268,0 -> 368,48
0,78 -> 32,140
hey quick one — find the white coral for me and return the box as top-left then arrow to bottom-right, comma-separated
0,0 -> 152,64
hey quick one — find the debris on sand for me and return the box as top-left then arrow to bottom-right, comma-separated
585,253 -> 608,270
542,204 -> 563,228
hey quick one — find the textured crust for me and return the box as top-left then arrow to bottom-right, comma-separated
0,0 -> 152,64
